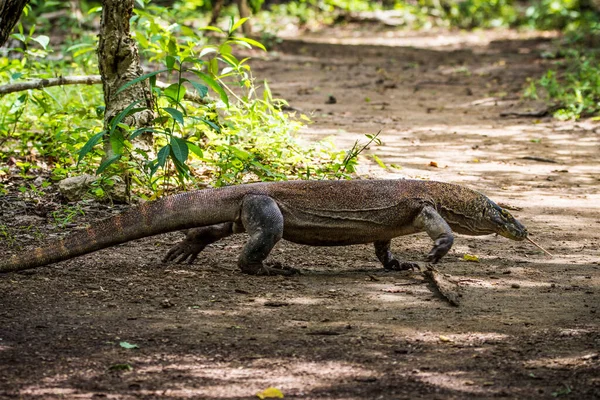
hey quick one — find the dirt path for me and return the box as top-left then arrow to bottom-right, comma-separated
1,27 -> 599,399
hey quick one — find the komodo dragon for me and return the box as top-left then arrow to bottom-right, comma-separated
0,179 -> 528,275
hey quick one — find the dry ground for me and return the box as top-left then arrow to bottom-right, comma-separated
0,26 -> 599,399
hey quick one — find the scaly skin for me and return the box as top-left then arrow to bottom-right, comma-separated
0,180 -> 528,275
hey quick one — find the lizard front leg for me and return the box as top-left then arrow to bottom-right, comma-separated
238,195 -> 298,276
163,222 -> 235,264
413,205 -> 455,263
374,240 -> 419,271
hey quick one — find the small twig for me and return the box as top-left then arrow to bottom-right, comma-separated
0,75 -> 102,95
336,130 -> 382,179
394,279 -> 426,286
520,156 -> 558,164
0,75 -> 207,104
423,265 -> 461,306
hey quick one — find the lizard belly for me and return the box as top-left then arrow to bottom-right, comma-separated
279,205 -> 418,246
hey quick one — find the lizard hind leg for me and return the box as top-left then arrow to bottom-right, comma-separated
374,240 -> 419,271
238,195 -> 297,276
163,222 -> 235,264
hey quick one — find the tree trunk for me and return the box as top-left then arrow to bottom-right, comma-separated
97,0 -> 155,152
237,0 -> 252,35
0,0 -> 30,47
210,0 -> 253,35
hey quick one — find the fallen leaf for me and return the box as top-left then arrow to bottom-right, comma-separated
257,387 -> 284,399
439,335 -> 453,343
463,254 -> 480,262
119,341 -> 139,349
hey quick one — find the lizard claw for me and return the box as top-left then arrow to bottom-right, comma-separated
241,262 -> 300,276
426,233 -> 454,264
384,260 -> 420,271
163,242 -> 206,264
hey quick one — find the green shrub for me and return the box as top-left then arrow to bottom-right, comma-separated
525,51 -> 600,120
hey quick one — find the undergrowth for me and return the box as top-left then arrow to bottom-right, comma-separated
0,1 -> 371,201
525,49 -> 600,120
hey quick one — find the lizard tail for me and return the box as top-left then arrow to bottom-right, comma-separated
0,188 -> 242,273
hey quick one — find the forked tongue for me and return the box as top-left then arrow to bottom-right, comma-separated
526,237 -> 553,257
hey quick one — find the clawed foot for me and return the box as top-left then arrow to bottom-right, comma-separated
162,241 -> 206,264
384,259 -> 420,271
241,262 -> 300,276
426,233 -> 454,263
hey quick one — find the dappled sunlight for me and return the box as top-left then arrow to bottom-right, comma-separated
127,358 -> 376,398
414,371 -> 500,395
18,388 -> 82,398
395,329 -> 512,345
300,120 -> 600,205
280,296 -> 324,305
524,352 -> 599,370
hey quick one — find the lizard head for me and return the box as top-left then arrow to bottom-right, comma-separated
482,200 -> 528,241
442,195 -> 528,240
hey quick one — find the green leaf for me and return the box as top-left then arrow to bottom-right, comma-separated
96,154 -> 122,174
163,107 -> 184,125
170,137 -> 189,163
157,145 -> 170,167
166,55 -> 176,70
229,145 -> 251,160
167,39 -> 178,56
231,36 -> 266,51
188,81 -> 208,98
109,130 -> 126,155
152,115 -> 170,125
200,25 -> 224,34
187,142 -> 203,158
172,157 -> 190,177
229,18 -> 249,34
119,341 -> 139,350
199,47 -> 217,58
11,33 -> 26,42
164,83 -> 186,103
209,58 -> 219,75
109,100 -> 143,132
115,69 -> 169,95
32,35 -> 50,49
372,155 -> 387,169
192,116 -> 221,133
231,40 -> 252,50
263,80 -> 272,102
192,71 -> 229,107
77,131 -> 106,164
88,6 -> 102,14
219,43 -> 233,55
219,53 -> 240,68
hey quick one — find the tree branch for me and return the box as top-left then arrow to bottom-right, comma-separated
0,75 -> 207,104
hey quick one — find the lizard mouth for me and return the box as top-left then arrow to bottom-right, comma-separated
499,227 -> 528,241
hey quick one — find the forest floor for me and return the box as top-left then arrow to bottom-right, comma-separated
0,26 -> 599,399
